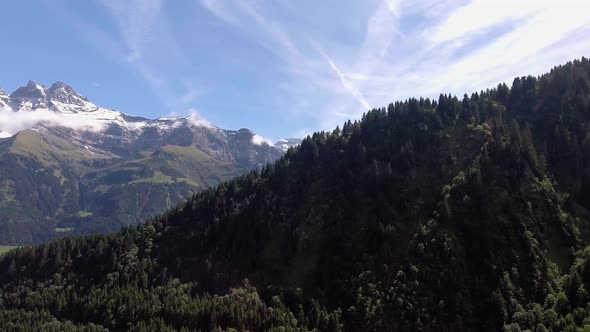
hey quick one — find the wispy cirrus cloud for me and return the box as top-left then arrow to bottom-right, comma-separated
197,0 -> 377,130
322,51 -> 371,111
48,0 -> 205,117
406,0 -> 590,96
42,0 -> 590,140
201,0 -> 590,137
98,0 -> 201,109
200,0 -> 240,26
428,0 -> 540,43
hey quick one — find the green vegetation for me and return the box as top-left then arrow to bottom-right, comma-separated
0,246 -> 19,255
54,227 -> 74,233
0,135 -> 253,245
160,144 -> 213,161
77,211 -> 93,218
9,129 -> 105,166
0,58 -> 590,330
130,171 -> 175,184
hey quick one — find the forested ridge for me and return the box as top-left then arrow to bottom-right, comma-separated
1,58 -> 590,331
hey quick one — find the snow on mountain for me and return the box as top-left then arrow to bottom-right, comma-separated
9,80 -> 49,111
0,80 -> 299,170
1,82 -> 303,152
48,81 -> 89,106
0,89 -> 9,110
0,81 -> 221,137
0,80 -> 292,168
274,138 -> 302,151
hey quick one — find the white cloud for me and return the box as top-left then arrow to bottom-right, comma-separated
252,134 -> 273,146
198,0 -> 378,134
0,107 -> 107,136
0,104 -> 219,136
412,0 -> 590,96
320,50 -> 371,110
308,0 -> 590,134
48,0 -> 201,115
200,0 -> 307,69
428,0 -> 544,43
360,0 -> 401,62
56,0 -> 590,140
100,0 -> 164,63
200,0 -> 240,25
305,0 -> 403,129
93,0 -> 204,115
186,108 -> 215,129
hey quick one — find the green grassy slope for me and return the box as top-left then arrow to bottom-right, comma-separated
0,134 -> 251,244
0,246 -> 19,256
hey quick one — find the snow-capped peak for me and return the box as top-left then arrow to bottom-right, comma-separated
0,80 -> 285,161
8,80 -> 94,113
8,81 -> 50,111
48,81 -> 89,106
10,80 -> 47,99
0,80 -> 136,135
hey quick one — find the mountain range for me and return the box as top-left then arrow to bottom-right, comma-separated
1,58 -> 589,331
0,81 -> 299,244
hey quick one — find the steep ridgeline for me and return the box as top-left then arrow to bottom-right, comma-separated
0,81 -> 284,244
1,58 -> 590,331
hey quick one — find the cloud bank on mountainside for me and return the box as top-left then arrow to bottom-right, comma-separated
0,106 -> 107,136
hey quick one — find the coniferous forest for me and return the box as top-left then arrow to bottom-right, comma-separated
1,58 -> 590,331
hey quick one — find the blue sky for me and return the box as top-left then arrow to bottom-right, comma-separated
1,0 -> 589,141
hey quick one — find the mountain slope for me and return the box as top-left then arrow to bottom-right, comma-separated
0,81 -> 284,244
0,58 -> 590,331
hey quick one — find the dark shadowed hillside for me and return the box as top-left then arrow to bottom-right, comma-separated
1,58 -> 590,331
